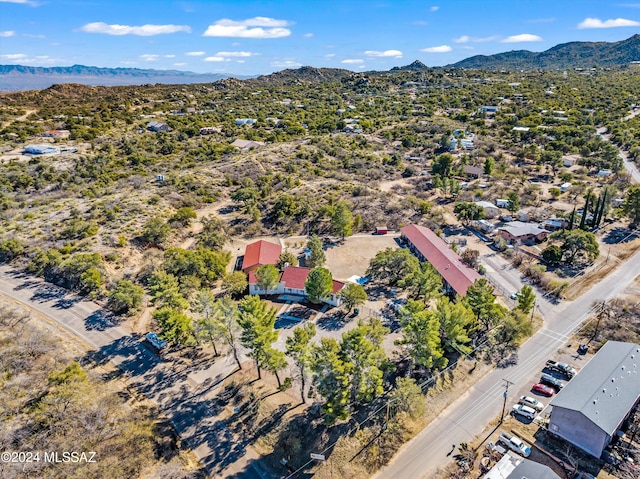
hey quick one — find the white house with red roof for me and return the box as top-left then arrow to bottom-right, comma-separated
400,224 -> 484,296
248,265 -> 345,306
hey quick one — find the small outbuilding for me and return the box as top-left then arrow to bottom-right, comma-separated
475,201 -> 499,219
24,144 -> 58,155
147,122 -> 170,132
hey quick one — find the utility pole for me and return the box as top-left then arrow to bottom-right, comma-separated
500,379 -> 514,423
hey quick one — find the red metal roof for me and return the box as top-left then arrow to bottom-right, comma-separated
280,266 -> 310,290
400,224 -> 483,296
332,280 -> 345,294
241,240 -> 282,271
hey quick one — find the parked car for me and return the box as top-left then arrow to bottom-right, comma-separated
498,432 -> 531,457
545,360 -> 577,378
532,383 -> 555,397
145,332 -> 167,351
511,404 -> 537,420
509,292 -> 519,300
519,396 -> 544,411
540,373 -> 565,391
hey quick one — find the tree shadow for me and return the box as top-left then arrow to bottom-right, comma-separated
316,311 -> 350,331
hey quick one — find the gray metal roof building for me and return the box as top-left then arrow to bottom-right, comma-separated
485,453 -> 561,479
548,341 -> 640,457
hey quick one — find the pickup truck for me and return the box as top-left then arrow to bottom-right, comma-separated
498,432 -> 531,457
545,360 -> 576,378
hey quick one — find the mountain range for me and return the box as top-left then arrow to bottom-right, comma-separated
1,35 -> 640,91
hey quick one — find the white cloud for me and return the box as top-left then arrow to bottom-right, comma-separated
80,22 -> 191,36
186,51 -> 205,56
140,54 -> 160,61
204,56 -> 225,62
325,53 -> 336,59
0,0 -> 39,4
236,60 -> 245,63
271,59 -> 302,68
203,17 -> 291,38
0,30 -> 15,37
341,59 -> 364,64
420,45 -> 452,53
303,32 -> 313,38
501,33 -> 543,43
214,51 -> 256,57
0,53 -> 27,60
164,54 -> 176,58
453,35 -> 498,43
430,5 -> 439,11
577,17 -> 640,28
365,49 -> 403,58
174,62 -> 187,66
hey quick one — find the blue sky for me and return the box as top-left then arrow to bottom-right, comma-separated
1,0 -> 640,75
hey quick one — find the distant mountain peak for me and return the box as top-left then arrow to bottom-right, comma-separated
448,34 -> 640,70
391,60 -> 429,71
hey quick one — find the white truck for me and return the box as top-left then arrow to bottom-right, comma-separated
498,432 -> 531,457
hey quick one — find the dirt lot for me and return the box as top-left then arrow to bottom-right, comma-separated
323,233 -> 401,280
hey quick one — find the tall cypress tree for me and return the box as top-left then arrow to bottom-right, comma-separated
568,206 -> 576,230
580,192 -> 591,230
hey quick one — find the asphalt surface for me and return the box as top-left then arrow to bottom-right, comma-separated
0,266 -> 264,479
372,248 -> 640,479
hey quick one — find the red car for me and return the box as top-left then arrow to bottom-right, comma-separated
532,383 -> 555,397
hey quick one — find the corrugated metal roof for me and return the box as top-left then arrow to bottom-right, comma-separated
400,224 -> 483,296
280,266 -> 310,290
550,341 -> 640,435
241,240 -> 282,271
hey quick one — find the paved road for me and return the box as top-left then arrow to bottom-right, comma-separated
0,266 -> 266,479
372,248 -> 640,479
596,126 -> 640,184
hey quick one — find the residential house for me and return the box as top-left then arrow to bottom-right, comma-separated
248,266 -> 345,306
560,182 -> 572,193
199,126 -> 222,135
231,139 -> 265,150
512,126 -> 530,132
235,118 -> 257,125
485,453 -> 560,479
24,144 -> 58,155
596,169 -> 612,178
241,240 -> 282,273
497,221 -> 549,244
544,218 -> 568,231
480,105 -> 499,114
496,198 -> 510,208
548,341 -> 640,458
146,121 -> 170,132
400,224 -> 485,296
463,165 -> 483,179
475,201 -> 499,219
562,156 -> 578,167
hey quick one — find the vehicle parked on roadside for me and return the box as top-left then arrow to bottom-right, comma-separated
511,404 -> 537,420
540,373 -> 565,391
545,360 -> 577,378
532,383 -> 555,396
145,332 -> 167,351
519,396 -> 544,411
498,432 -> 531,457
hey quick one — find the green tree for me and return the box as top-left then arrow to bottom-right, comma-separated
198,216 -> 227,249
276,250 -> 299,270
434,297 -> 478,355
483,157 -> 495,175
341,318 -> 388,404
140,217 -> 171,246
148,270 -> 188,309
271,194 -> 298,222
107,280 -> 145,315
286,322 -> 317,403
551,229 -> 600,263
163,247 -> 231,285
212,296 -> 243,369
191,289 -> 220,355
78,267 -> 104,296
542,244 -> 563,265
623,185 -> 640,224
506,191 -> 520,212
306,234 -> 326,268
549,187 -> 561,199
255,264 -> 280,292
516,285 -> 536,314
366,247 -> 420,286
170,207 -> 197,226
453,202 -> 486,225
400,261 -> 443,301
312,338 -> 352,421
432,153 -> 454,177
331,201 -> 354,239
264,347 -> 288,389
580,190 -> 593,230
237,295 -> 279,380
0,239 -> 25,263
220,271 -> 248,297
494,309 -> 533,346
390,377 -> 425,419
396,301 -> 446,372
339,283 -> 368,313
465,278 -> 504,330
305,267 -> 333,304
153,307 -> 194,345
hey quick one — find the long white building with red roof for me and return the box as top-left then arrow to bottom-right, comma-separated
400,224 -> 484,296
